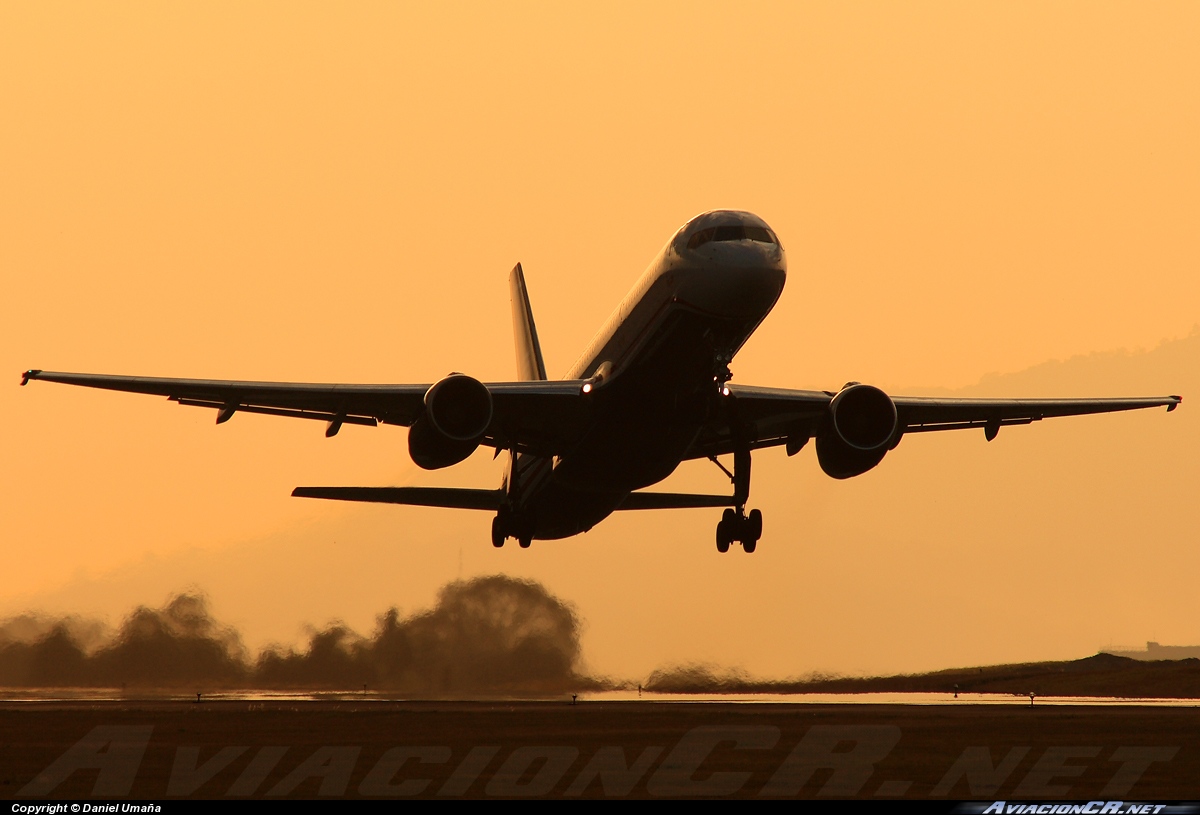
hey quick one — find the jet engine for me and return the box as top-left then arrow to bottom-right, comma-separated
407,374 -> 494,470
816,383 -> 899,479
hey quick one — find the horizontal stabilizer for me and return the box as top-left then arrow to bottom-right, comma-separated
616,491 -> 736,510
292,486 -> 504,511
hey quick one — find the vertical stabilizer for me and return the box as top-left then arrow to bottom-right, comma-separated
509,263 -> 548,381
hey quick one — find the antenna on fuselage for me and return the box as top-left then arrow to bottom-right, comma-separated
510,263 -> 548,382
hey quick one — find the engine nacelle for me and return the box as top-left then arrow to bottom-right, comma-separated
407,374 -> 494,470
816,383 -> 899,479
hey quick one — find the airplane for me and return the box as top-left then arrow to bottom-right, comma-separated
22,210 -> 1182,553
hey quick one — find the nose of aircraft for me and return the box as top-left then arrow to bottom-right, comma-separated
671,211 -> 787,319
703,261 -> 787,319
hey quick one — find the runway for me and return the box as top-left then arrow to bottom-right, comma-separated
1,698 -> 1196,799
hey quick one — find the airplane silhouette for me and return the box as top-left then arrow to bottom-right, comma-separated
22,210 -> 1181,552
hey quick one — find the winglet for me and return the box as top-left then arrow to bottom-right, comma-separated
1167,395 -> 1182,412
509,263 -> 548,382
20,369 -> 41,386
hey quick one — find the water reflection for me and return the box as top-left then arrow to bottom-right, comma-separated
0,687 -> 1196,706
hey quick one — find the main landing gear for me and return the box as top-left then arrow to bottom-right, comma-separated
716,507 -> 762,553
492,449 -> 533,549
707,364 -> 763,553
709,443 -> 762,554
491,510 -> 532,549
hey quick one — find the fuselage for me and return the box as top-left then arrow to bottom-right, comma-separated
512,210 -> 787,539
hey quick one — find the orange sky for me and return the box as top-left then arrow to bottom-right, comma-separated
1,2 -> 1196,680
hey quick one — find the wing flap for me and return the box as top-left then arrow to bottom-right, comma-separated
686,384 -> 829,459
175,398 -> 378,427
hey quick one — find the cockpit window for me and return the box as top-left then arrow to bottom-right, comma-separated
687,225 -> 777,249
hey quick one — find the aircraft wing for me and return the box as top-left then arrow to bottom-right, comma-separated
888,394 -> 1181,435
21,369 -> 1181,459
20,369 -> 589,453
687,384 -> 1182,458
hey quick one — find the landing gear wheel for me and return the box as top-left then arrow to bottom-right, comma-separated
491,517 -> 505,548
740,508 -> 762,553
716,508 -> 737,553
716,522 -> 731,553
518,535 -> 532,549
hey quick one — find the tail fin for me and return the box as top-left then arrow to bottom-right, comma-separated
509,263 -> 547,381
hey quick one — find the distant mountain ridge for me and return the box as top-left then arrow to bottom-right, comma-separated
647,653 -> 1200,698
1102,642 -> 1200,661
895,329 -> 1197,398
